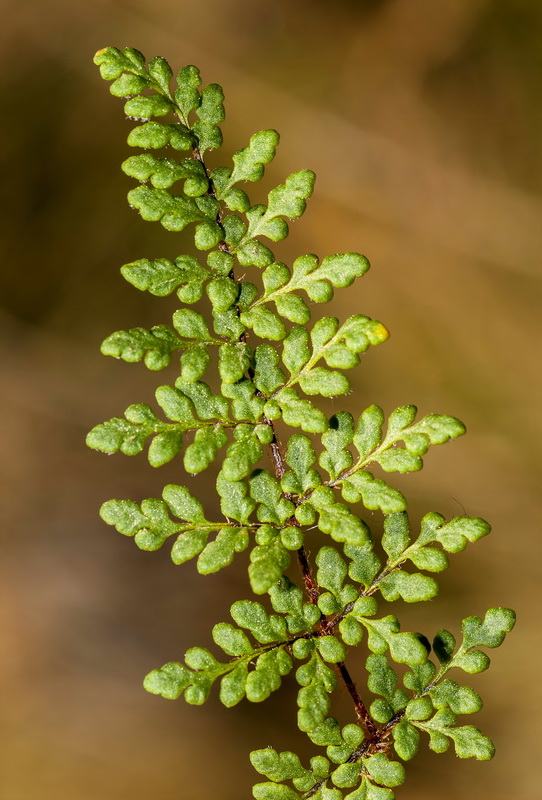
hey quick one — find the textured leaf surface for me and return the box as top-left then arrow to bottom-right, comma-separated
362,754 -> 405,788
221,129 -> 279,186
349,405 -> 465,475
277,317 -> 388,399
309,488 -> 370,546
296,651 -> 336,733
366,654 -> 408,712
122,153 -> 208,194
99,484 -> 229,560
121,255 -> 210,301
414,713 -> 495,761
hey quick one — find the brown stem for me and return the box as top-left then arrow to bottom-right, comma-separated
348,709 -> 406,764
297,545 -> 320,604
261,411 -> 380,744
337,661 -> 378,738
269,437 -> 287,478
261,418 -> 321,609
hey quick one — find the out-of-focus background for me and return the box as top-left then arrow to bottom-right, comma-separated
1,1 -> 540,798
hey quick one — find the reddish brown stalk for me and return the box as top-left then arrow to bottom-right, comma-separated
261,414 -> 377,739
269,438 -> 287,478
303,710 -> 405,799
296,544 -> 320,605
337,661 -> 377,737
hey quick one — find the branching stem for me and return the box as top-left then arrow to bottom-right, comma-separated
259,419 -> 380,744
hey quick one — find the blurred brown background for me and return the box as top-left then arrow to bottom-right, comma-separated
1,1 -> 541,798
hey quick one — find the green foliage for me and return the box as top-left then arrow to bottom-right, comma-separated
90,47 -> 515,800
101,325 -> 185,370
121,255 -> 210,301
297,650 -> 337,733
413,711 -> 495,760
367,655 -> 409,721
257,253 -> 370,320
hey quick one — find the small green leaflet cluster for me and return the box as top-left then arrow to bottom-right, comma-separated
89,47 -> 515,800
